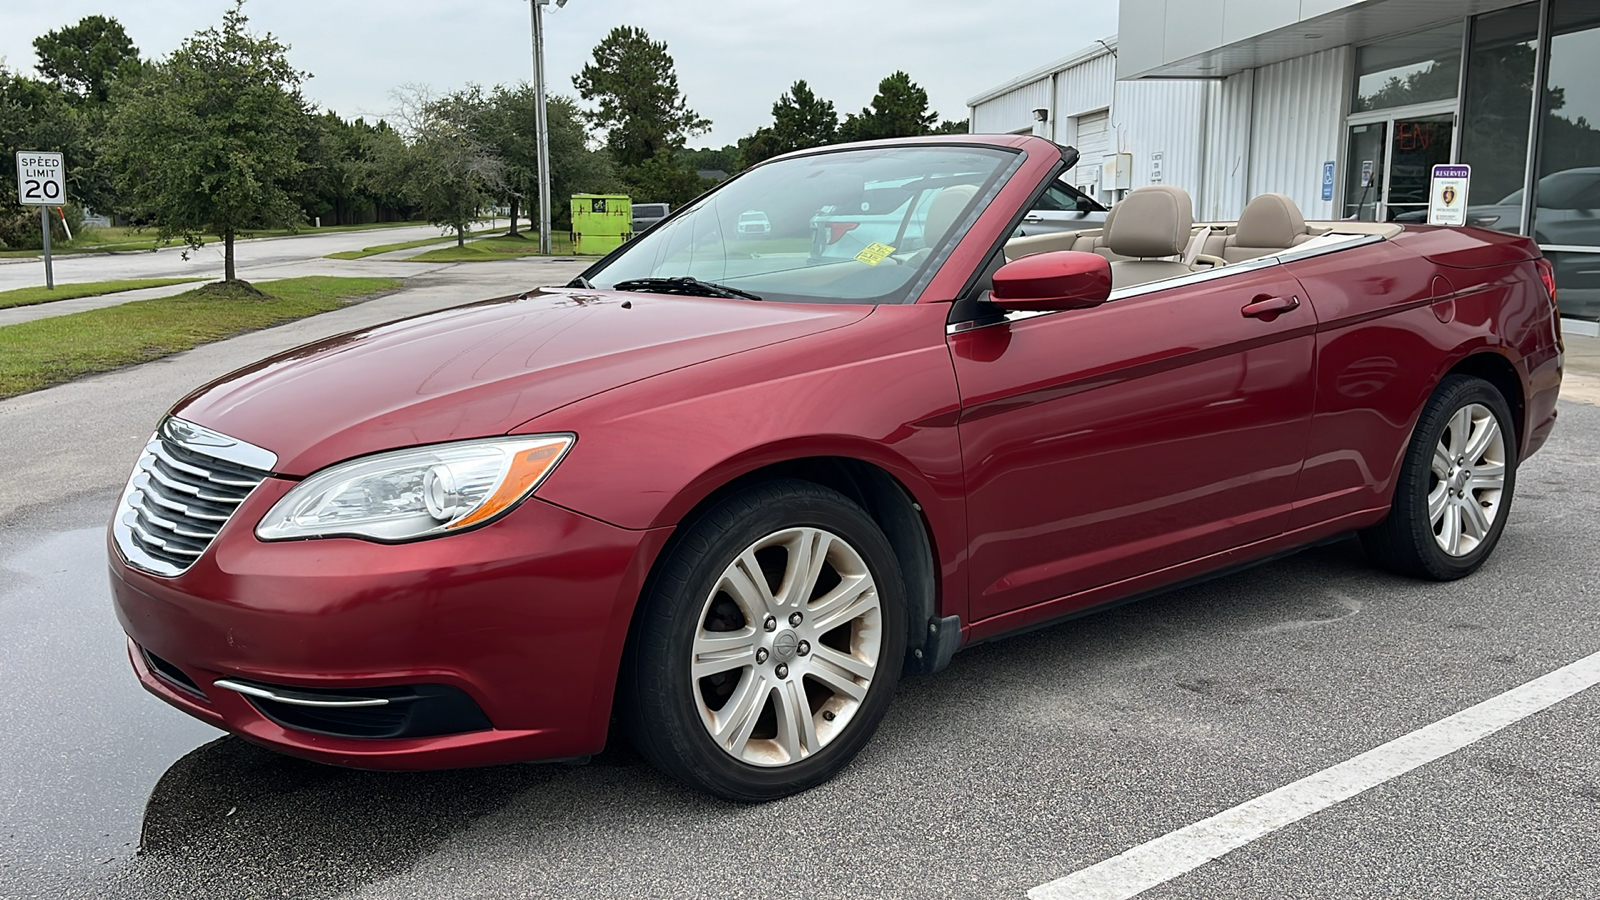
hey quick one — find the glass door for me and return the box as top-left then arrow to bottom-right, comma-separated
1385,114 -> 1455,221
1344,122 -> 1387,220
1344,113 -> 1456,222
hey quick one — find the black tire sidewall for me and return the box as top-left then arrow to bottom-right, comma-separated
625,479 -> 907,802
1393,375 -> 1518,579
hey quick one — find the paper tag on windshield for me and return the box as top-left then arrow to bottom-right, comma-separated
855,243 -> 895,265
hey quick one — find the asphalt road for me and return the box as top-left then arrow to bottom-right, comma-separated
1,277 -> 1597,897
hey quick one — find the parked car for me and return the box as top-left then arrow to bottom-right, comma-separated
110,135 -> 1562,803
631,202 -> 670,235
736,210 -> 771,235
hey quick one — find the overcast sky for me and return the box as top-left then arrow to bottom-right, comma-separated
0,0 -> 1119,147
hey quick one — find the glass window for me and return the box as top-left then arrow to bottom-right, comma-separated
587,145 -> 1019,305
1459,5 -> 1541,228
1531,0 -> 1600,249
1352,23 -> 1463,113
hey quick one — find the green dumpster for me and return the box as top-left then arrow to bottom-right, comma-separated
570,194 -> 632,255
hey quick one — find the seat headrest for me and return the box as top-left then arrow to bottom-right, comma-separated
1235,193 -> 1307,248
1106,186 -> 1194,259
925,184 -> 978,247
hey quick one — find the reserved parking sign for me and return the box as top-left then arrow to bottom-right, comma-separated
1428,164 -> 1471,226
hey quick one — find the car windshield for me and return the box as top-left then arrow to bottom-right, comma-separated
586,145 -> 1020,304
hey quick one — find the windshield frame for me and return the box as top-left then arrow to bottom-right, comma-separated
576,142 -> 1028,307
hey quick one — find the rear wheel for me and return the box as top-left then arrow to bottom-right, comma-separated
1361,374 -> 1517,580
623,479 -> 906,801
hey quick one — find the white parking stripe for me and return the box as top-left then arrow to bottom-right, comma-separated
1028,649 -> 1600,900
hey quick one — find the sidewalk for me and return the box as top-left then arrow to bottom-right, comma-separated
1563,332 -> 1600,404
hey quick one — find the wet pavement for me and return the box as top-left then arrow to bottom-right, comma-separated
1,403 -> 1597,898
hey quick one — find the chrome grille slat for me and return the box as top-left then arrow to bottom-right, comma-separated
148,442 -> 262,488
133,475 -> 233,521
132,504 -> 220,541
112,418 -> 275,577
142,458 -> 250,504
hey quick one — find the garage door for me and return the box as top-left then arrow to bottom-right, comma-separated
1073,110 -> 1110,199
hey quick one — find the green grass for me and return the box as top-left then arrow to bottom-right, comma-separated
324,225 -> 513,260
0,278 -> 203,310
0,221 -> 432,258
0,276 -> 401,399
406,231 -> 578,262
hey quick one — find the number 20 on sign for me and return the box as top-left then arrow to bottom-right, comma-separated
16,151 -> 65,205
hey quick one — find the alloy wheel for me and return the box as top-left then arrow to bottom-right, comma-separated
690,527 -> 883,767
1428,402 -> 1507,557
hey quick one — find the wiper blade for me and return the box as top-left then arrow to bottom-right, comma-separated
609,276 -> 763,302
566,275 -> 595,289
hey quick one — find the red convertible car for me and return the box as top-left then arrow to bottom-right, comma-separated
109,135 -> 1563,800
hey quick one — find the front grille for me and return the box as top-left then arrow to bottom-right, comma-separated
113,418 -> 276,577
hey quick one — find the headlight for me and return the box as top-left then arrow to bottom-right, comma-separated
255,435 -> 573,541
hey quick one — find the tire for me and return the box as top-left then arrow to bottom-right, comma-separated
1361,374 -> 1517,580
623,478 -> 907,802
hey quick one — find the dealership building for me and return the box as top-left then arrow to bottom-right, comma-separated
968,0 -> 1600,332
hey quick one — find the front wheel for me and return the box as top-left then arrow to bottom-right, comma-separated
1361,374 -> 1517,580
623,479 -> 907,801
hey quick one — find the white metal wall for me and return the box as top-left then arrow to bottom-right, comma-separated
1200,71 -> 1254,221
1245,46 -> 1348,220
969,41 -> 1349,222
1110,79 -> 1209,202
970,78 -> 1052,135
1056,52 -> 1115,123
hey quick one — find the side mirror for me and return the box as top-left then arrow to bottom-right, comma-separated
990,250 -> 1111,312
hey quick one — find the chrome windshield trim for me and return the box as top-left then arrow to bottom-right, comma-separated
161,417 -> 278,473
212,679 -> 391,708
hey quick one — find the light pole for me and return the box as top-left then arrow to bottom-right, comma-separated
527,0 -> 568,255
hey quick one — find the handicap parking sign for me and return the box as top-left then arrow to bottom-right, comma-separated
1322,161 -> 1336,201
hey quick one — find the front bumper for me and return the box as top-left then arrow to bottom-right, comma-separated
109,478 -> 671,769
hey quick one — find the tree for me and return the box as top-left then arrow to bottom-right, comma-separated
839,71 -> 938,142
627,147 -> 712,207
741,80 -> 838,168
387,85 -> 504,246
32,15 -> 140,104
573,26 -> 709,169
0,66 -> 87,248
104,1 -> 310,282
480,86 -> 618,235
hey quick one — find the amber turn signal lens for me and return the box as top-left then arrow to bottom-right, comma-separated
447,442 -> 569,530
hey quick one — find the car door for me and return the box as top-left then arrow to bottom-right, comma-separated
949,262 -> 1318,622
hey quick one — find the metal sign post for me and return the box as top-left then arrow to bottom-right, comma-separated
16,151 -> 65,290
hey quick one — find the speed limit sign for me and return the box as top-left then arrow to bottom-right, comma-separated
16,151 -> 65,205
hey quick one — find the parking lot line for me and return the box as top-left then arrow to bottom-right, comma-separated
1028,648 -> 1600,900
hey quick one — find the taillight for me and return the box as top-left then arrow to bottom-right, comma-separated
826,222 -> 860,245
1535,257 -> 1557,309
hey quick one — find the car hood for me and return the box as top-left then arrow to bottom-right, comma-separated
172,288 -> 872,476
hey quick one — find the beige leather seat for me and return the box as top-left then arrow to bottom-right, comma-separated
1220,193 -> 1314,262
924,184 -> 978,248
1107,185 -> 1195,289
1069,204 -> 1125,261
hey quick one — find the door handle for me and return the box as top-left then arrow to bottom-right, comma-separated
1022,214 -> 1044,223
1241,294 -> 1300,320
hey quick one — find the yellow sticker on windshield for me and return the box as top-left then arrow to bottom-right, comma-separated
855,242 -> 895,265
